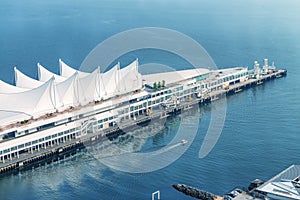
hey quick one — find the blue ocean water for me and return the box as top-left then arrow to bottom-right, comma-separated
0,0 -> 300,199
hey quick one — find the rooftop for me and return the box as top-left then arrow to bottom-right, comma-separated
256,165 -> 300,199
142,68 -> 210,86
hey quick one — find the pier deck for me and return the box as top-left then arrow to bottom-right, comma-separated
232,191 -> 255,200
0,69 -> 287,176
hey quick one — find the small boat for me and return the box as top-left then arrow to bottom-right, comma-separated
181,140 -> 188,145
234,88 -> 242,93
256,80 -> 263,85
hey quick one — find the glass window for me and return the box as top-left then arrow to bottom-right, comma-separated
45,136 -> 51,140
4,149 -> 10,153
11,146 -> 17,151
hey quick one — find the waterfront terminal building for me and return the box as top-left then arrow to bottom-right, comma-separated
0,59 -> 275,165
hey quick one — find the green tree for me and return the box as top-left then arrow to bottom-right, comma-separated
157,81 -> 161,89
162,80 -> 165,87
153,82 -> 157,89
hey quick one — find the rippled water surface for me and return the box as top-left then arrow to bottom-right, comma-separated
0,0 -> 299,199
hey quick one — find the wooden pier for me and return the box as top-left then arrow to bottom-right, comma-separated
0,69 -> 287,176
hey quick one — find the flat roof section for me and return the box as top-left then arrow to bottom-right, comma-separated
256,165 -> 300,200
142,68 -> 210,86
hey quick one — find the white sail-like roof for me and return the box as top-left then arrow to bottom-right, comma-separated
55,73 -> 79,109
118,59 -> 142,94
0,78 -> 56,116
14,67 -> 44,89
59,59 -> 89,78
38,63 -> 66,83
99,72 -> 106,99
0,80 -> 29,93
0,111 -> 30,126
78,68 -> 101,104
101,64 -> 119,100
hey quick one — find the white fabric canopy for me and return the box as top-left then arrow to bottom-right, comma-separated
0,80 -> 29,93
118,59 -> 142,95
55,73 -> 79,109
38,63 -> 66,83
0,111 -> 30,126
101,64 -> 119,99
59,59 -> 89,78
78,68 -> 101,104
98,72 -> 106,99
0,78 -> 56,116
0,59 -> 145,124
14,67 -> 44,89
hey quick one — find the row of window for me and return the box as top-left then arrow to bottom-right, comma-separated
117,87 -> 197,117
0,127 -> 80,155
209,72 -> 248,87
97,115 -> 118,124
223,72 -> 247,82
195,74 -> 210,82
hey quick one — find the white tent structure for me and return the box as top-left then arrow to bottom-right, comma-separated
78,68 -> 102,104
0,111 -> 29,126
55,73 -> 79,109
14,67 -> 44,89
59,59 -> 89,78
101,63 -> 119,100
118,59 -> 142,95
0,80 -> 28,93
38,63 -> 66,83
0,78 -> 56,117
0,59 -> 144,125
14,68 -> 79,110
